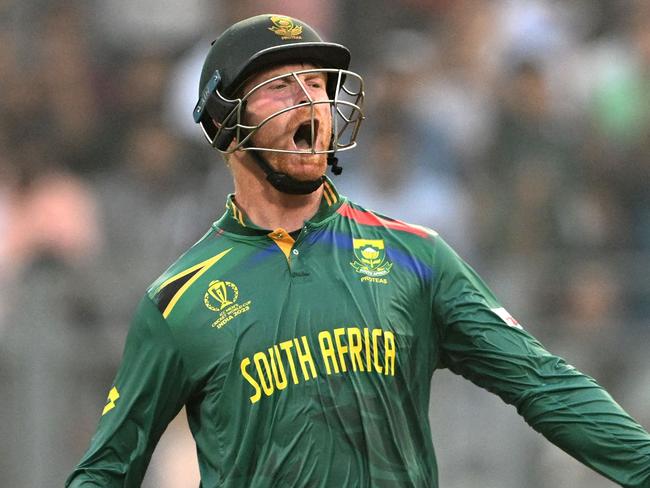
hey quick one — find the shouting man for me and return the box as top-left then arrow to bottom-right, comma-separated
67,14 -> 650,487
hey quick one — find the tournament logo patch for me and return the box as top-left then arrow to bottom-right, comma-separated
204,280 -> 252,329
268,16 -> 303,40
350,238 -> 393,278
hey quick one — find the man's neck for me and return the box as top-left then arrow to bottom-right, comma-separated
232,160 -> 323,232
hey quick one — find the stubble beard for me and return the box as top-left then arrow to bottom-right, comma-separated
249,109 -> 332,182
265,151 -> 328,182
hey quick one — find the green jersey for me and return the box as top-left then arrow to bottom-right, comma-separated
67,180 -> 650,487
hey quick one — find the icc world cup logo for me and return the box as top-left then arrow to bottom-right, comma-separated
204,280 -> 239,312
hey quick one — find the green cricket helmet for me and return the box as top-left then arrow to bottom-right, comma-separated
193,14 -> 364,175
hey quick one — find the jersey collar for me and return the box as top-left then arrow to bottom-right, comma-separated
214,177 -> 344,236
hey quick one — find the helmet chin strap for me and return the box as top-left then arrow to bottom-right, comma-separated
242,126 -> 343,195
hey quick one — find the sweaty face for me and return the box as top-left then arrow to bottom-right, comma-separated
240,63 -> 333,182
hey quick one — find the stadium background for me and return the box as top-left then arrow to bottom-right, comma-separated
1,0 -> 649,486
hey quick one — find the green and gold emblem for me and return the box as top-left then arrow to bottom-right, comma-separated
268,16 -> 303,40
204,280 -> 252,329
205,280 -> 238,311
351,239 -> 393,277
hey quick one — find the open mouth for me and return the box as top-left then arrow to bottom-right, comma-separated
292,120 -> 318,151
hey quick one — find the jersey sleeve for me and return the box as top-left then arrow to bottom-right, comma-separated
432,238 -> 650,488
66,295 -> 194,488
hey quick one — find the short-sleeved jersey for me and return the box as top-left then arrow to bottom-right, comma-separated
67,180 -> 650,487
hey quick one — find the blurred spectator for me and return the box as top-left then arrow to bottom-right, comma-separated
0,143 -> 102,486
588,4 -> 650,251
0,146 -> 100,287
94,0 -> 218,52
410,0 -> 501,171
100,53 -> 177,168
477,59 -> 578,258
114,55 -> 173,125
38,4 -> 102,173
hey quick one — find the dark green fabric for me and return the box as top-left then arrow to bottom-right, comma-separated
67,188 -> 650,487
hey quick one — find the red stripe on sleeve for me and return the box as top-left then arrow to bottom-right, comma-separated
337,203 -> 429,238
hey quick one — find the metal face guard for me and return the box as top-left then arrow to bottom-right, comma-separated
211,68 -> 365,157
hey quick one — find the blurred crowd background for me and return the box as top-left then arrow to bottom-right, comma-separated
1,0 -> 649,486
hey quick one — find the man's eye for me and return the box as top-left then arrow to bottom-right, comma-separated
270,81 -> 288,90
305,78 -> 325,89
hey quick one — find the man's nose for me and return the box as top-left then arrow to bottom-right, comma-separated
292,79 -> 313,105
292,87 -> 310,106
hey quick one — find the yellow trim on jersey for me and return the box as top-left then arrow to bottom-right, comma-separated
235,207 -> 245,226
322,186 -> 333,206
102,386 -> 120,416
323,181 -> 337,205
160,248 -> 233,318
268,228 -> 295,260
227,200 -> 246,227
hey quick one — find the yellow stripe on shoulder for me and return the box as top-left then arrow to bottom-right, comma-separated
159,248 -> 233,319
323,181 -> 337,205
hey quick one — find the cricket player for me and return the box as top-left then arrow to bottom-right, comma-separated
67,14 -> 650,487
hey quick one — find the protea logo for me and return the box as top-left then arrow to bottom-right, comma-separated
351,238 -> 393,277
268,16 -> 303,40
